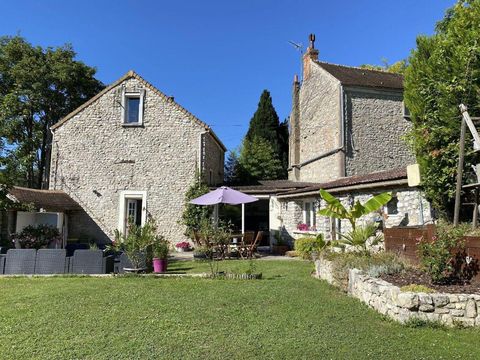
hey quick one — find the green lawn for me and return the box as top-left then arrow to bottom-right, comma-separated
1,260 -> 479,359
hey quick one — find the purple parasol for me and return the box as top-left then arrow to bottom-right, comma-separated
189,186 -> 258,206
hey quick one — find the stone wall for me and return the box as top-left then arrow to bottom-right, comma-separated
277,187 -> 432,243
202,133 -> 224,186
315,258 -> 480,327
344,88 -> 415,177
50,75 -> 224,244
291,61 -> 342,182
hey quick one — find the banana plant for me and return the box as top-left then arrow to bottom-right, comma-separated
336,222 -> 384,253
318,189 -> 392,230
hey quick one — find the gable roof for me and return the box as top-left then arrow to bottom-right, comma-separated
50,70 -> 226,151
314,61 -> 404,90
8,186 -> 81,212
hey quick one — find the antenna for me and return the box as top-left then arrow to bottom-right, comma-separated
288,40 -> 304,82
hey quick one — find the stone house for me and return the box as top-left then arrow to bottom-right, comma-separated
237,36 -> 432,244
3,71 -> 225,246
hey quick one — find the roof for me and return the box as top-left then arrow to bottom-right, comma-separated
277,168 -> 408,198
315,61 -> 404,90
231,180 -> 315,195
8,187 -> 81,212
50,70 -> 226,152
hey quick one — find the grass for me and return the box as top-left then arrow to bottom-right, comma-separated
0,260 -> 480,359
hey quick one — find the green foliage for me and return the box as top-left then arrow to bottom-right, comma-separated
324,252 -> 405,291
232,90 -> 288,184
360,59 -> 408,74
0,35 -> 104,188
400,284 -> 436,293
294,235 -> 328,259
10,224 -> 62,249
318,189 -> 391,230
152,237 -> 169,259
404,1 -> 480,216
114,218 -> 165,269
181,172 -> 212,237
238,136 -> 283,184
417,223 -> 467,283
336,223 -> 384,254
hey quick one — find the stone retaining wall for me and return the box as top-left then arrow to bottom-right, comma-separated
315,258 -> 480,327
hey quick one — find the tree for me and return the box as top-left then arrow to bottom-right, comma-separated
238,136 -> 283,184
360,59 -> 408,74
224,150 -> 241,185
0,35 -> 104,189
243,90 -> 288,179
181,171 -> 212,238
403,0 -> 480,217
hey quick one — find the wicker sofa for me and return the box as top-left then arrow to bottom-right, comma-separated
0,249 -> 114,275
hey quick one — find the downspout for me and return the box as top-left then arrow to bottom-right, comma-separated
338,84 -> 346,177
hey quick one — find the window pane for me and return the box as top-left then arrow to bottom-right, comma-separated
305,202 -> 311,226
126,97 -> 140,123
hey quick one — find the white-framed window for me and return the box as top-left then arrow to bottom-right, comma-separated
121,89 -> 145,125
303,200 -> 316,229
118,190 -> 147,234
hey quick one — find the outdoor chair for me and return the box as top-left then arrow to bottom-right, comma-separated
238,231 -> 255,259
35,249 -> 67,274
0,254 -> 5,274
247,231 -> 263,259
69,249 -> 109,274
4,249 -> 37,275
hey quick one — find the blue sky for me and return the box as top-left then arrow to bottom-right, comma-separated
1,0 -> 455,151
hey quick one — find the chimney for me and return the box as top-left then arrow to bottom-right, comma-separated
303,33 -> 319,80
289,74 -> 301,181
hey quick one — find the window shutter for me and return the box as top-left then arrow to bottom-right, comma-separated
121,86 -> 126,123
139,89 -> 145,125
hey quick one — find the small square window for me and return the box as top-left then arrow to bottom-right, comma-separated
386,196 -> 399,215
126,97 -> 140,123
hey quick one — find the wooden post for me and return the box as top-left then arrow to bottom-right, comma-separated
473,187 -> 479,229
454,118 -> 467,226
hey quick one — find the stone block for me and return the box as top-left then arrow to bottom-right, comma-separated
433,295 -> 449,307
434,307 -> 450,314
465,299 -> 477,318
419,304 -> 435,312
396,293 -> 419,310
451,309 -> 465,317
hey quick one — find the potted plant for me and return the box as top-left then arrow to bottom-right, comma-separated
152,237 -> 169,273
175,241 -> 191,252
271,230 -> 289,255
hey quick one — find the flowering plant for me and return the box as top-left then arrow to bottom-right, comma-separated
175,241 -> 191,250
11,224 -> 62,249
297,223 -> 310,231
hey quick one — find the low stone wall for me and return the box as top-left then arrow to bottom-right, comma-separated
315,258 -> 480,327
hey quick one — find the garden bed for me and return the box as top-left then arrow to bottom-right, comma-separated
381,268 -> 480,294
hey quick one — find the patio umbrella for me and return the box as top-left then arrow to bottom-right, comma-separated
189,186 -> 258,233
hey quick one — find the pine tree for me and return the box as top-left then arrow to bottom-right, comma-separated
239,137 -> 283,184
224,150 -> 241,185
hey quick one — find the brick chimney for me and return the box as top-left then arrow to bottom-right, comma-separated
303,34 -> 319,80
289,74 -> 301,181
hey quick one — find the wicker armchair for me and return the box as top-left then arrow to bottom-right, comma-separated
35,249 -> 67,274
4,249 -> 36,275
69,249 -> 108,274
0,254 -> 5,274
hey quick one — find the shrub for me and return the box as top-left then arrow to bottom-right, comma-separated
400,284 -> 436,293
367,262 -> 404,278
324,252 -> 405,291
11,224 -> 62,249
295,235 -> 328,259
335,222 -> 383,254
417,223 -> 467,283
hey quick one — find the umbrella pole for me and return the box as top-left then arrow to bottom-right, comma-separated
214,203 -> 219,227
241,203 -> 245,234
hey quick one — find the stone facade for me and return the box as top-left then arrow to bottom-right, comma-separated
344,88 -> 415,177
289,60 -> 342,182
288,51 -> 414,182
315,259 -> 480,327
49,72 -> 224,244
273,187 -> 432,244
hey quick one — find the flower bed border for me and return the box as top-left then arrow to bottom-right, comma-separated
315,258 -> 480,327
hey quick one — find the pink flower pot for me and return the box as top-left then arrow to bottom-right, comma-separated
153,258 -> 167,273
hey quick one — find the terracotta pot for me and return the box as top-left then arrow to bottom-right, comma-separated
153,258 -> 167,273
